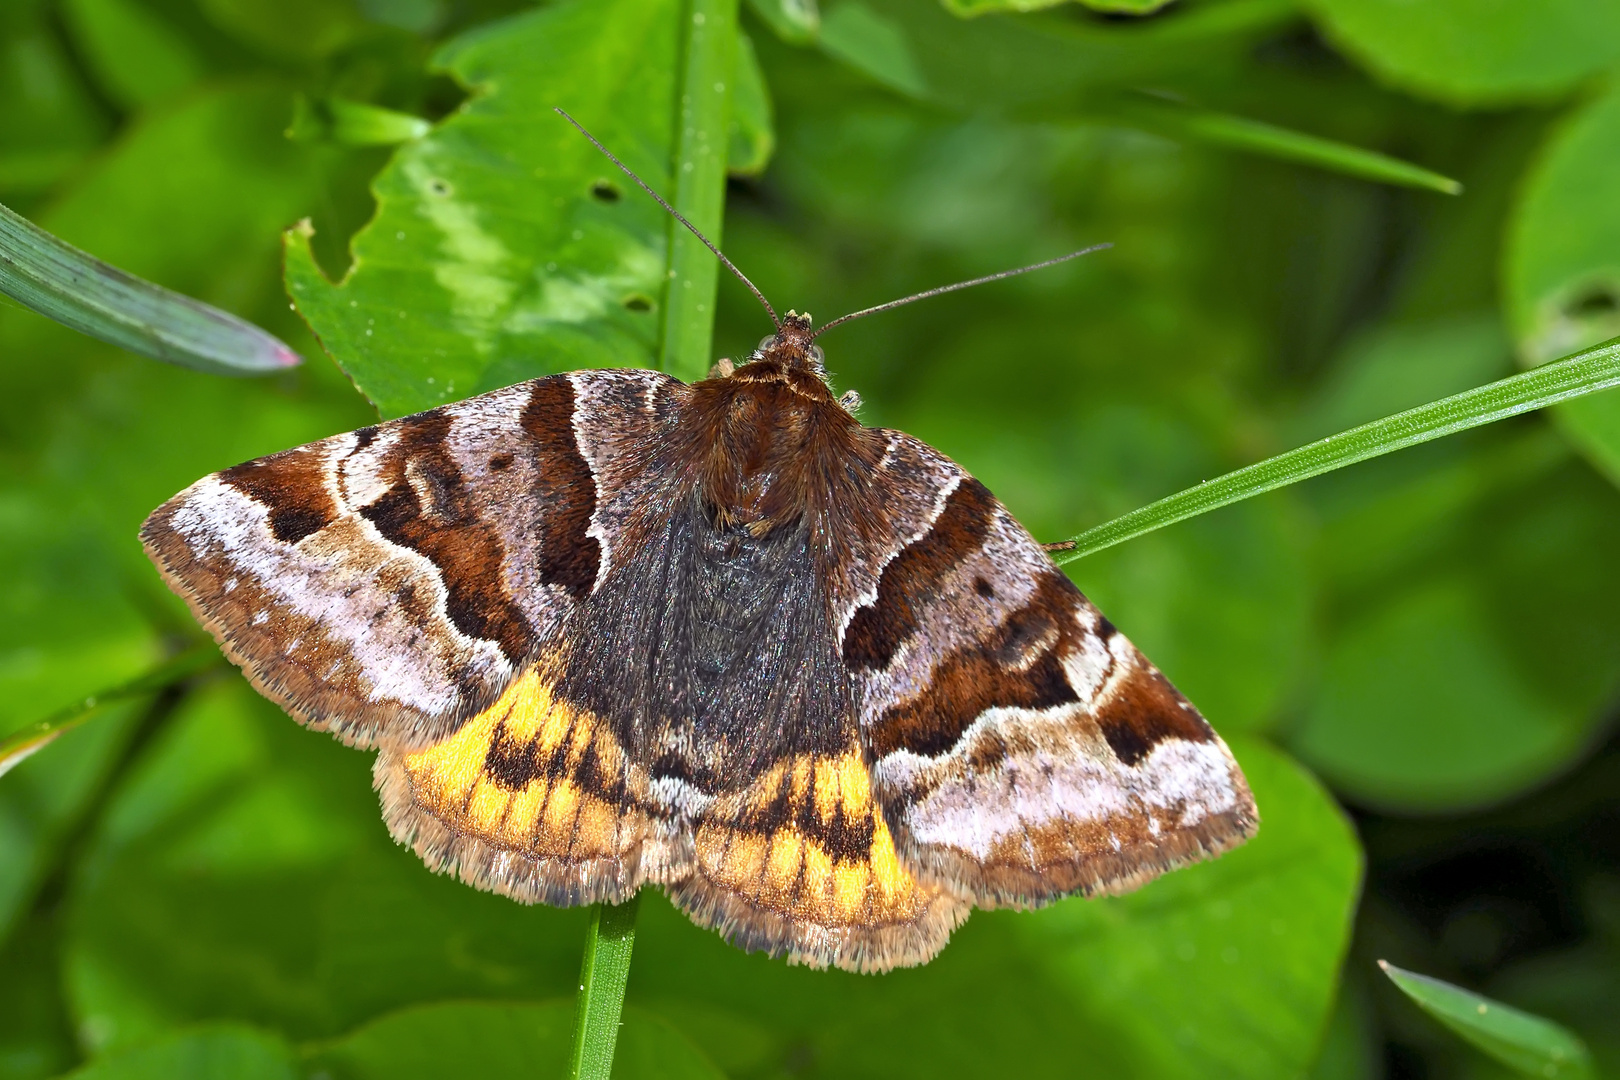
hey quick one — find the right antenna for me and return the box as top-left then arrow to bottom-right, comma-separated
554,107 -> 781,330
812,243 -> 1113,340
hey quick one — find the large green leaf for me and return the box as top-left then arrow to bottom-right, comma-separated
286,0 -> 684,418
59,672 -> 1357,1079
629,737 -> 1360,1079
61,678 -> 587,1050
1288,428 -> 1620,812
1506,83 -> 1620,485
60,1026 -> 297,1080
815,0 -> 1293,111
301,1001 -> 725,1080
1303,0 -> 1620,106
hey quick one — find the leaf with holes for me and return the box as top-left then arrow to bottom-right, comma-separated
1506,83 -> 1620,486
286,0 -> 683,419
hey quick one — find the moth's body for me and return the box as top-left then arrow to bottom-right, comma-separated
142,312 -> 1256,972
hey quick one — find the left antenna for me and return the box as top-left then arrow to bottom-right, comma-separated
554,107 -> 780,330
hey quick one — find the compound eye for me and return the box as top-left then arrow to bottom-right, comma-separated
809,345 -> 825,365
757,334 -> 778,351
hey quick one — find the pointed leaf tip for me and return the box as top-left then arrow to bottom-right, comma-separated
0,200 -> 304,375
1379,960 -> 1593,1079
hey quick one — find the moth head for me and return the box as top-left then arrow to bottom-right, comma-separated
750,310 -> 826,377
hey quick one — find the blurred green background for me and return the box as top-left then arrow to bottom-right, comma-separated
2,0 -> 1619,1076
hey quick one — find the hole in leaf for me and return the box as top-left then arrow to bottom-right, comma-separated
623,294 -> 653,313
591,180 -> 622,202
1565,285 -> 1620,319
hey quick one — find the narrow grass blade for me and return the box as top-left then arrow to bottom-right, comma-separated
567,894 -> 642,1080
0,200 -> 301,374
660,0 -> 741,383
1379,961 -> 1593,1078
0,645 -> 220,779
1052,337 -> 1620,562
1115,97 -> 1463,195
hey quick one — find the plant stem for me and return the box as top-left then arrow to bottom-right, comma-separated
659,0 -> 740,383
564,4 -> 737,1074
1051,337 -> 1620,562
567,894 -> 642,1080
0,642 -> 220,778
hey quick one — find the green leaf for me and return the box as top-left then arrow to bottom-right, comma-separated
943,0 -> 1174,16
1506,82 -> 1620,485
300,1001 -> 725,1080
0,9 -> 107,196
61,1025 -> 298,1080
568,897 -> 640,1080
0,905 -> 79,1079
61,678 -> 588,1048
286,96 -> 432,147
0,200 -> 302,375
819,2 -> 929,97
659,0 -> 740,383
286,0 -> 682,418
194,0 -> 364,60
0,701 -> 144,943
629,736 -> 1360,1079
1110,95 -> 1463,194
1050,335 -> 1620,562
1288,429 -> 1620,811
1380,961 -> 1594,1079
744,0 -> 818,43
814,0 -> 1294,111
728,31 -> 775,176
59,0 -> 206,110
1303,0 -> 1620,107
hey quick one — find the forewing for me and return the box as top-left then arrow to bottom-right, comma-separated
845,433 -> 1258,908
140,369 -> 686,750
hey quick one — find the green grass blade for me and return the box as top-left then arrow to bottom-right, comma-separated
1115,97 -> 1463,194
1379,961 -> 1593,1078
0,644 -> 220,780
567,894 -> 642,1080
0,200 -> 303,374
1052,337 -> 1620,562
659,0 -> 741,383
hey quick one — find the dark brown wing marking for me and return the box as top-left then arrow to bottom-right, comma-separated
353,407 -> 535,661
842,477 -> 997,671
521,377 -> 601,598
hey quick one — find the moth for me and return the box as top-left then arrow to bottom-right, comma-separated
140,115 -> 1256,973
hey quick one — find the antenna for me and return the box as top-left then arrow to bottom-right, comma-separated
554,107 -> 780,330
811,244 -> 1113,340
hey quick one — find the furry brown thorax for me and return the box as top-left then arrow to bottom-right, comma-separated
691,312 -> 869,536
